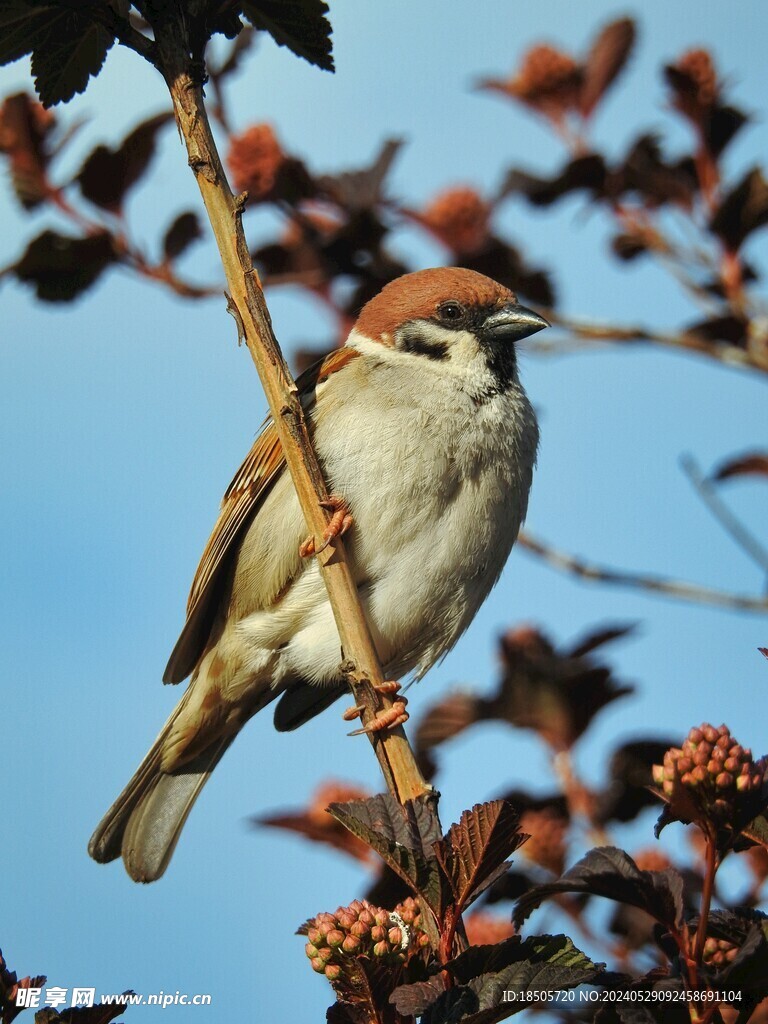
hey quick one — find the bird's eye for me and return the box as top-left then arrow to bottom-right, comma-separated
437,301 -> 466,323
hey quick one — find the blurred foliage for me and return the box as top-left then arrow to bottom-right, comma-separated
2,4 -> 768,1023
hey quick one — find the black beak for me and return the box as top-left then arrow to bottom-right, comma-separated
481,303 -> 550,342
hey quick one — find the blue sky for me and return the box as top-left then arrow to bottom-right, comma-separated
1,2 -> 767,1020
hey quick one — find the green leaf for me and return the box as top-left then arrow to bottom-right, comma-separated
421,934 -> 601,1024
434,801 -> 527,913
241,0 -> 334,71
513,847 -> 685,932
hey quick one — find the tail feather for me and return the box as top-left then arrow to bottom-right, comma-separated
88,691 -> 193,865
88,686 -> 277,882
121,736 -> 233,882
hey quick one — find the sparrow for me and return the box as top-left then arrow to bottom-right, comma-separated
88,266 -> 547,882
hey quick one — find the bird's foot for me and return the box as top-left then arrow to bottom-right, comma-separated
343,681 -> 409,735
299,494 -> 353,557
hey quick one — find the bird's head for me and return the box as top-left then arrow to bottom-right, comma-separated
350,267 -> 549,398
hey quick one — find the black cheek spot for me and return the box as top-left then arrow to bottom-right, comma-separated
398,327 -> 449,361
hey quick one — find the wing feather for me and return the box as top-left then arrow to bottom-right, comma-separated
163,346 -> 360,684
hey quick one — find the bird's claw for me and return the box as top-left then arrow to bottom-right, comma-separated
344,681 -> 409,736
299,494 -> 353,557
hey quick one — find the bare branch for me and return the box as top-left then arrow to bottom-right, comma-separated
535,314 -> 768,376
154,34 -> 433,807
518,530 -> 768,614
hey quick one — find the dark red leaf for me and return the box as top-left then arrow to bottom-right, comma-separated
23,6 -> 115,108
389,976 -> 447,1018
328,794 -> 444,914
566,622 -> 637,659
320,138 -> 403,211
58,996 -> 133,1023
76,112 -> 172,213
241,0 -> 334,72
513,847 -> 685,932
611,232 -> 648,261
618,134 -> 698,207
422,934 -> 600,1023
502,154 -> 607,207
685,314 -> 749,347
579,17 -> 637,117
712,452 -> 768,483
0,91 -> 55,208
434,801 -> 527,912
596,738 -> 679,825
12,229 -> 116,301
459,240 -> 556,307
162,211 -> 203,261
255,780 -> 375,864
703,104 -> 749,159
710,168 -> 768,250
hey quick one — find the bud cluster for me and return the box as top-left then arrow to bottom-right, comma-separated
652,724 -> 767,832
304,899 -> 416,982
421,187 -> 490,255
702,937 -> 738,968
227,124 -> 285,200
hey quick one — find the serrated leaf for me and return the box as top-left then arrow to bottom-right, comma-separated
389,976 -> 447,1018
743,812 -> 768,848
29,8 -> 115,107
241,0 -> 333,71
448,934 -> 596,986
76,112 -> 172,212
434,801 -> 527,913
422,934 -> 600,1024
328,794 -> 444,914
513,847 -> 684,932
162,211 -> 203,261
0,1 -> 55,66
580,17 -> 636,117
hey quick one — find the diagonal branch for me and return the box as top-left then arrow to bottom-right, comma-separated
151,35 -> 433,807
518,531 -> 768,614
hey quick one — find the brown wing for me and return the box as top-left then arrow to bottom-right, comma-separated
162,346 -> 360,685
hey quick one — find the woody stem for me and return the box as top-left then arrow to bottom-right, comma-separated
155,34 -> 434,811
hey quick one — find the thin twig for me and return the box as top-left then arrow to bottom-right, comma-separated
538,313 -> 768,376
151,29 -> 433,808
681,454 -> 768,576
518,531 -> 768,614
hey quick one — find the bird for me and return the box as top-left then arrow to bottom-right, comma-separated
88,266 -> 547,882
